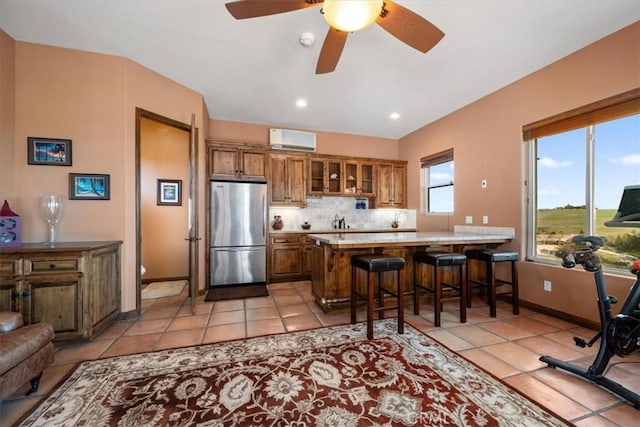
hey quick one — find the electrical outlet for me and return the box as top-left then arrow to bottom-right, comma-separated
483,215 -> 488,224
465,216 -> 473,224
481,179 -> 487,188
543,280 -> 552,292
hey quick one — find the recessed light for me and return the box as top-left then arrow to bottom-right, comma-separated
296,99 -> 308,108
390,112 -> 400,120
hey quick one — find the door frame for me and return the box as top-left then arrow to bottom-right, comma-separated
135,108 -> 199,314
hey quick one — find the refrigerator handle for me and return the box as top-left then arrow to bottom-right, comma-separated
262,194 -> 266,237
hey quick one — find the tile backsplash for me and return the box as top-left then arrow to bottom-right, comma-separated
269,196 -> 417,231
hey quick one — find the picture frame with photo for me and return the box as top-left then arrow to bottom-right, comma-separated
157,179 -> 182,206
27,137 -> 72,166
69,173 -> 110,200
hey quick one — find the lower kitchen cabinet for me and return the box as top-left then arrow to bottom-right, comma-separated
0,241 -> 122,344
269,234 -> 313,282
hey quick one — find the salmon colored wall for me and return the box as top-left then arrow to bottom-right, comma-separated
400,22 -> 640,323
0,29 -> 15,205
11,41 -> 207,313
209,119 -> 399,159
140,118 -> 190,280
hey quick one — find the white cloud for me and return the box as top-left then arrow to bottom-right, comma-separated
610,153 -> 640,165
538,157 -> 573,168
431,172 -> 453,181
539,189 -> 560,196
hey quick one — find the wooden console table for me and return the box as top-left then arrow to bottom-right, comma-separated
0,241 -> 122,344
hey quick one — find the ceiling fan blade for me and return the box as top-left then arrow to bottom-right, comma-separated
225,0 -> 321,20
316,28 -> 348,74
376,0 -> 444,53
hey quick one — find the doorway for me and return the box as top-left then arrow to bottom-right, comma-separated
135,108 -> 198,314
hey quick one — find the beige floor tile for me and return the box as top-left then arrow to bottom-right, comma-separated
447,324 -> 507,347
246,318 -> 285,337
272,294 -> 305,305
245,296 -> 276,309
52,338 -> 115,365
98,320 -> 133,339
531,367 -> 621,411
458,348 -> 521,378
505,316 -> 561,335
600,402 -> 640,425
279,303 -> 313,318
140,305 -> 181,320
424,329 -> 474,351
504,373 -> 591,421
209,309 -> 245,325
155,329 -> 204,350
212,299 -> 245,312
574,415 -> 619,427
123,318 -> 172,336
99,334 -> 162,358
167,314 -> 209,331
478,320 -> 535,340
482,341 -> 546,372
245,306 -> 280,321
203,323 -> 246,344
516,335 -> 585,361
282,314 -> 322,332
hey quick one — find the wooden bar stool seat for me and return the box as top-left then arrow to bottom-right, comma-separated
465,249 -> 519,317
351,254 -> 405,339
413,251 -> 467,327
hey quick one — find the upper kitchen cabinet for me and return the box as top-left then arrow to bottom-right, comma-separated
269,153 -> 306,206
308,158 -> 343,196
344,161 -> 375,197
375,162 -> 407,208
207,141 -> 267,181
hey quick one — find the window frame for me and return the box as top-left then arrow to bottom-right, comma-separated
421,149 -> 454,214
524,88 -> 640,269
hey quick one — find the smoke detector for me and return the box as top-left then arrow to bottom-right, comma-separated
299,32 -> 315,47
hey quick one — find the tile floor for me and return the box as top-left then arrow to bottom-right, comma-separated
1,280 -> 639,426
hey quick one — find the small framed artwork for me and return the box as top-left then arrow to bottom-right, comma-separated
27,137 -> 72,166
157,179 -> 182,206
69,173 -> 110,200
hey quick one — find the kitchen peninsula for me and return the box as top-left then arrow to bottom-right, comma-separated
309,229 -> 514,311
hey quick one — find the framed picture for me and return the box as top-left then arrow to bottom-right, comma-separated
157,179 -> 182,206
69,173 -> 110,200
27,137 -> 72,166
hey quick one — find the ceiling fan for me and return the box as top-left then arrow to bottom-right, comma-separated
225,0 -> 444,74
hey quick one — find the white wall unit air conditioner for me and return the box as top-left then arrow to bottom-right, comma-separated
269,128 -> 316,152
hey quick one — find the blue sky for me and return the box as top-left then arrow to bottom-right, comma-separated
537,114 -> 640,210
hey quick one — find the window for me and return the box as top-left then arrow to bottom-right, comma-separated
421,149 -> 454,213
524,89 -> 640,271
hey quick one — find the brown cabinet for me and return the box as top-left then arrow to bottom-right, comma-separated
376,162 -> 407,208
344,161 -> 375,196
269,153 -> 306,206
308,157 -> 343,195
0,241 -> 122,344
269,234 -> 304,281
207,142 -> 267,181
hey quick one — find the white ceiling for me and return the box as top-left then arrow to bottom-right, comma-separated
1,1 -> 639,139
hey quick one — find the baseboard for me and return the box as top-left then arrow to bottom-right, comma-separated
499,295 -> 599,330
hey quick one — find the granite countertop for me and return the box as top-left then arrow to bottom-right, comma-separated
269,228 -> 416,234
308,231 -> 513,248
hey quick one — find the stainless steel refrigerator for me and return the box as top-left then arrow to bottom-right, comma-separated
210,181 -> 267,287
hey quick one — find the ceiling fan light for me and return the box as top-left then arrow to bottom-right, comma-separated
323,0 -> 383,32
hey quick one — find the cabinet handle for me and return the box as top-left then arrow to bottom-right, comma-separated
22,291 -> 31,297
49,264 -> 56,269
11,291 -> 20,299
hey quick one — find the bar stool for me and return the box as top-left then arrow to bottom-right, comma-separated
465,249 -> 519,317
413,251 -> 467,327
351,254 -> 405,339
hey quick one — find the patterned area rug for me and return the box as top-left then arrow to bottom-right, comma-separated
141,280 -> 187,299
18,320 -> 569,426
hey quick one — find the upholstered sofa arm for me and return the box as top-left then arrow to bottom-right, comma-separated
0,311 -> 24,332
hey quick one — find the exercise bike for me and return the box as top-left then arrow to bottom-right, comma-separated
539,235 -> 640,408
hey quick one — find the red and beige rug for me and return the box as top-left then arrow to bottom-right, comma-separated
19,320 -> 569,426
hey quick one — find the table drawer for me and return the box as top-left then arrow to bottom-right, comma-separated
25,258 -> 80,274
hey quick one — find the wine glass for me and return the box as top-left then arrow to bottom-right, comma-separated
41,194 -> 64,246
